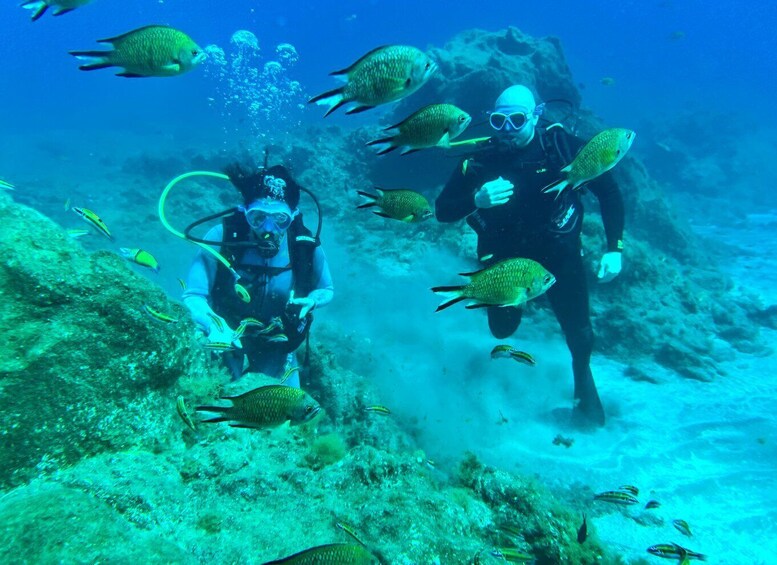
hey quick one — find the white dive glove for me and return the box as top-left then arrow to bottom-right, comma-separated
597,252 -> 622,283
288,290 -> 317,319
474,176 -> 514,209
206,315 -> 243,349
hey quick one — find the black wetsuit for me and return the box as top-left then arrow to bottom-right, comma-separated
435,125 -> 624,425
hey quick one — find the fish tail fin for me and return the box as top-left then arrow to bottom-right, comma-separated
430,286 -> 466,312
366,137 -> 397,155
356,190 -> 378,208
195,405 -> 230,417
345,105 -> 375,115
308,87 -> 347,117
20,0 -> 47,21
69,51 -> 113,71
200,416 -> 230,424
541,178 -> 569,200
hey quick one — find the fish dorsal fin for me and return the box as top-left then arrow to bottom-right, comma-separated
386,104 -> 429,131
330,45 -> 392,76
458,267 -> 485,277
99,25 -> 172,44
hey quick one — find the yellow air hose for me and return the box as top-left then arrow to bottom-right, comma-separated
448,136 -> 491,147
158,170 -> 241,282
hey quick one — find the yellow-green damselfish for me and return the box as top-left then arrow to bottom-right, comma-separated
356,188 -> 433,222
543,128 -> 635,198
309,45 -> 437,116
367,103 -> 471,155
70,25 -> 205,78
432,258 -> 555,312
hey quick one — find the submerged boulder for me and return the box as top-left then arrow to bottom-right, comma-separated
0,192 -> 208,488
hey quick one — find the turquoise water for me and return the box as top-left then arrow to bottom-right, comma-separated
1,1 -> 776,564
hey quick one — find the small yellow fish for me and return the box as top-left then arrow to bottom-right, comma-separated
600,76 -> 616,86
234,283 -> 251,303
619,485 -> 639,496
0,179 -> 15,191
266,334 -> 289,343
498,524 -> 523,540
645,500 -> 661,509
177,278 -> 187,291
202,341 -> 237,352
490,345 -> 536,366
142,304 -> 178,324
335,522 -> 366,546
206,312 -> 225,333
72,206 -> 112,240
64,197 -> 71,210
593,490 -> 639,505
490,548 -> 534,562
176,395 -> 196,432
70,25 -> 205,78
119,248 -> 160,273
257,317 -> 283,335
279,366 -> 299,385
647,543 -> 705,561
364,405 -> 391,415
672,519 -> 692,537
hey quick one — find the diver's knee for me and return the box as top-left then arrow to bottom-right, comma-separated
566,324 -> 594,356
488,308 -> 521,339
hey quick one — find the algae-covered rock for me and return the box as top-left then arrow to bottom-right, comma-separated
0,482 -> 190,564
0,193 -> 209,488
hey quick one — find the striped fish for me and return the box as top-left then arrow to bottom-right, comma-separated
72,207 -> 113,240
593,490 -> 639,505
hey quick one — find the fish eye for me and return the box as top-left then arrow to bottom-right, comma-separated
191,49 -> 199,56
305,404 -> 313,413
458,115 -> 466,122
425,62 -> 431,70
616,149 -> 621,156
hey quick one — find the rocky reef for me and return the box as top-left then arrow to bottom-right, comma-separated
0,192 -> 616,563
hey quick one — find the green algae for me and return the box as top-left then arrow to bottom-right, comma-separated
304,432 -> 348,469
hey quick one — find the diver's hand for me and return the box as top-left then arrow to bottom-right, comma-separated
597,252 -> 622,283
288,290 -> 316,319
474,177 -> 514,209
207,320 -> 243,349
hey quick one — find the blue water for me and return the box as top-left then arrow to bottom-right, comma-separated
2,1 -> 776,133
2,1 -> 777,563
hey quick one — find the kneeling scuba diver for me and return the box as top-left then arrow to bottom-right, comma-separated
159,152 -> 334,386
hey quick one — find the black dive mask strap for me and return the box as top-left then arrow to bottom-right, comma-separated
184,207 -> 256,248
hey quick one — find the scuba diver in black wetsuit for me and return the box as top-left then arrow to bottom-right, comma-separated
435,85 -> 625,428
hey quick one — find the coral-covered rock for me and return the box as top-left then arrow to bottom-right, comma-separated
0,193 -> 209,488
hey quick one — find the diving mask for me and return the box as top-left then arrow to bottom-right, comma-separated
489,104 -> 545,131
241,199 -> 295,232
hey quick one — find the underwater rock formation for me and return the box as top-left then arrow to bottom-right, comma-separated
0,192 -> 209,488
